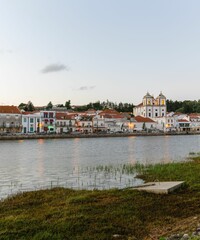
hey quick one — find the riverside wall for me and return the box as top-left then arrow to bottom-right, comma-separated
0,132 -> 199,140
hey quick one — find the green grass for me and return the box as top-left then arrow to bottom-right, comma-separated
1,157 -> 200,240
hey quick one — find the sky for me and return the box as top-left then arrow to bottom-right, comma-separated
0,0 -> 200,106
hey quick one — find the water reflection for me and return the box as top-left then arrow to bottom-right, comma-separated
0,135 -> 199,199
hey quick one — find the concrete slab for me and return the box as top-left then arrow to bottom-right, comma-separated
133,181 -> 185,194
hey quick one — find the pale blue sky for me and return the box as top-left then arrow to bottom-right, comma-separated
0,0 -> 200,106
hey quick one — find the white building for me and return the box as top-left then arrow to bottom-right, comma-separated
22,112 -> 41,133
56,112 -> 76,133
154,112 -> 191,132
133,116 -> 157,131
22,111 -> 56,133
92,115 -> 107,133
189,114 -> 200,132
133,92 -> 167,118
99,109 -> 128,133
75,116 -> 93,133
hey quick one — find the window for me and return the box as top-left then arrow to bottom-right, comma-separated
49,112 -> 54,118
24,118 -> 27,122
155,113 -> 158,117
149,113 -> 151,117
44,112 -> 48,118
30,118 -> 34,123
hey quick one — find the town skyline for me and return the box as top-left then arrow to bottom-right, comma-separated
1,1 -> 200,106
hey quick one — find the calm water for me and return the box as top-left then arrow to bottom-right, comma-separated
0,135 -> 200,199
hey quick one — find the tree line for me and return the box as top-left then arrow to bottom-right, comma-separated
18,100 -> 134,112
166,99 -> 200,113
18,99 -> 200,114
18,100 -> 72,112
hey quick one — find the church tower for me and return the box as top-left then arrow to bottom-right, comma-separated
133,92 -> 167,118
143,92 -> 154,106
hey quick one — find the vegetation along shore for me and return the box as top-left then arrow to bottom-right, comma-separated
1,154 -> 200,239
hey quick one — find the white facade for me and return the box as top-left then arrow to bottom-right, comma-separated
22,111 -> 56,133
22,112 -> 41,133
75,116 -> 93,133
93,115 -> 107,132
56,119 -> 76,134
153,112 -> 191,132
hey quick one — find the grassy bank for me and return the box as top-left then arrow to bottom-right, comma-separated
1,157 -> 200,240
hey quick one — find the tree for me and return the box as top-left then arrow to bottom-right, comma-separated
56,104 -> 64,107
142,122 -> 146,131
65,100 -> 71,109
18,103 -> 27,111
46,101 -> 53,110
24,101 -> 35,112
92,101 -> 103,110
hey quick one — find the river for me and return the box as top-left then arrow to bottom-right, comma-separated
0,135 -> 199,199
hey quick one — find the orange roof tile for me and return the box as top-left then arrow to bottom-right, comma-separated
0,106 -> 21,114
56,112 -> 74,120
22,111 -> 39,115
134,116 -> 155,123
178,119 -> 189,122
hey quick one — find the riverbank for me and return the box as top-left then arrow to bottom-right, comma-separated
0,131 -> 200,140
1,156 -> 200,239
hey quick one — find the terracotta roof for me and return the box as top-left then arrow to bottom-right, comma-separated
56,112 -> 74,120
189,113 -> 200,117
99,113 -> 124,119
0,106 -> 21,114
178,119 -> 189,122
101,109 -> 120,114
99,109 -> 125,118
22,111 -> 39,115
134,116 -> 155,123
